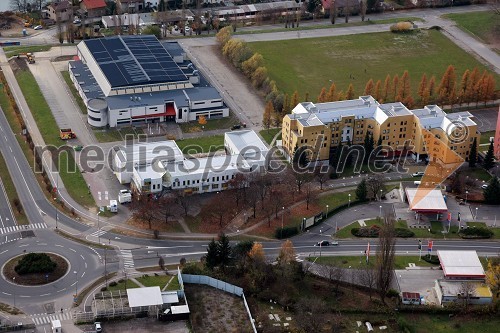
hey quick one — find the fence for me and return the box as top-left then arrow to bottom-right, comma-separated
181,274 -> 257,333
0,323 -> 35,332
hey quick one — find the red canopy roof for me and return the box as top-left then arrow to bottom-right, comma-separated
82,0 -> 106,10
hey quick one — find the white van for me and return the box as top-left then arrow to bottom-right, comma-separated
118,189 -> 132,204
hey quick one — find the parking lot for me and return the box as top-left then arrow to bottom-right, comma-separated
469,108 -> 498,132
395,269 -> 444,305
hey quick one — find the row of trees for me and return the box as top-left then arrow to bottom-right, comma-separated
313,66 -> 497,109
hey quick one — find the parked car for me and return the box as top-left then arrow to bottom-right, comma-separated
231,124 -> 241,130
33,25 -> 43,30
94,322 -> 102,333
314,240 -> 338,247
481,184 -> 488,189
412,171 -> 424,177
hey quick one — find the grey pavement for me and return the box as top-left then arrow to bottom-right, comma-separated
394,269 -> 444,305
469,108 -> 498,133
470,203 -> 500,226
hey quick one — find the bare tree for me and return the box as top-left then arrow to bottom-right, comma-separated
246,183 -> 260,218
459,281 -> 476,310
254,173 -> 272,209
202,192 -> 234,228
303,183 -> 316,210
345,0 -> 351,23
329,0 -> 336,24
366,174 -> 385,200
174,190 -> 190,216
375,215 -> 396,304
130,195 -> 159,229
295,298 -> 328,332
315,166 -> 329,190
322,264 -> 344,295
489,0 -> 500,15
156,196 -> 178,225
158,256 -> 165,270
359,266 -> 377,300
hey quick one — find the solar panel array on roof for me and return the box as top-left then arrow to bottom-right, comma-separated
84,35 -> 188,88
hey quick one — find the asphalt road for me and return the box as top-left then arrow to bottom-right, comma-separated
0,176 -> 16,231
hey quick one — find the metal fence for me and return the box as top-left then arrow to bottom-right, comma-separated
0,323 -> 36,333
181,274 -> 257,333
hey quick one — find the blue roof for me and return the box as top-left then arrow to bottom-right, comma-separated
83,35 -> 188,88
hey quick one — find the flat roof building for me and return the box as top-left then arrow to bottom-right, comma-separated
69,35 -> 228,127
437,250 -> 485,280
282,96 -> 480,165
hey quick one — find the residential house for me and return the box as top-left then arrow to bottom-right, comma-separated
47,0 -> 73,22
116,0 -> 145,13
320,0 -> 361,17
80,0 -> 107,18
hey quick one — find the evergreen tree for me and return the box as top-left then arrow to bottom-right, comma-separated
346,83 -> 355,100
382,74 -> 391,103
291,91 -> 299,108
469,137 -> 477,168
391,74 -> 399,102
205,239 -> 219,270
483,141 -> 495,170
374,80 -> 382,101
484,177 -> 500,205
327,82 -> 337,102
438,65 -> 456,105
158,0 -> 166,11
356,179 -> 368,201
377,135 -> 383,146
317,87 -> 327,102
396,70 -> 411,102
217,233 -> 232,268
417,73 -> 428,102
364,79 -> 375,96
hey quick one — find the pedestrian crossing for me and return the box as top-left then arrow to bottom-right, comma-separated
120,249 -> 135,270
31,310 -> 72,325
0,223 -> 47,234
89,230 -> 106,238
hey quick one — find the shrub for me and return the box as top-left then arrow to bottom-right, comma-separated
352,225 -> 380,237
275,226 -> 298,239
395,228 -> 415,238
101,287 -> 107,291
459,227 -> 493,239
182,263 -> 204,275
422,254 -> 440,265
109,281 -> 117,287
387,289 -> 400,298
118,279 -> 124,283
14,253 -> 57,274
390,21 -> 413,33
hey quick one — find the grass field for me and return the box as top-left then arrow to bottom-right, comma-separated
0,151 -> 29,225
308,255 -> 437,269
249,30 -> 500,99
136,274 -> 180,290
107,279 -> 139,291
61,71 -> 87,114
179,113 -> 240,133
3,45 -> 52,58
175,135 -> 224,154
460,167 -> 492,182
480,130 -> 495,145
16,69 -> 95,207
259,128 -> 281,145
443,11 -> 500,52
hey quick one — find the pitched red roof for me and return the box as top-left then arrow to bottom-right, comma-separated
82,0 -> 106,10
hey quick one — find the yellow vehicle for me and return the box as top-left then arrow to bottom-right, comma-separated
17,52 -> 35,64
59,128 -> 76,140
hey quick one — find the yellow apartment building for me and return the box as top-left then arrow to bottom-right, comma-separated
282,96 -> 480,164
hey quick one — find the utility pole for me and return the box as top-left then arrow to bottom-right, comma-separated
104,247 -> 108,288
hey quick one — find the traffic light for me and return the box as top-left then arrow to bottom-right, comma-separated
418,239 -> 422,250
458,212 -> 461,221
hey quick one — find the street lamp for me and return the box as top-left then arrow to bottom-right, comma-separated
326,204 -> 329,217
465,190 -> 468,205
379,205 -> 382,217
348,194 -> 351,208
74,271 -> 78,296
281,206 -> 284,239
12,277 -> 15,307
380,189 -> 383,201
475,207 -> 478,220
97,211 -> 101,244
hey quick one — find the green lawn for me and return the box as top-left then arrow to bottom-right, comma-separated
480,130 -> 495,145
175,135 -> 224,154
401,313 -> 500,333
61,71 -> 87,114
249,30 -> 500,99
136,274 -> 174,289
259,128 -> 281,145
107,279 -> 140,291
3,45 -> 52,58
0,151 -> 29,225
16,69 -> 95,207
443,11 -> 500,52
317,190 -> 356,213
460,167 -> 492,182
179,112 -> 240,133
467,222 -> 500,238
93,127 -> 139,143
308,255 -> 437,269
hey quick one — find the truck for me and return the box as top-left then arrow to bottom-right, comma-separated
108,200 -> 117,213
118,189 -> 132,204
59,128 -> 76,140
17,52 -> 35,64
51,320 -> 62,333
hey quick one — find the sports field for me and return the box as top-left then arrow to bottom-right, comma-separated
249,29 -> 499,99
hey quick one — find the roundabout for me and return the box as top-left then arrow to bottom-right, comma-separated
0,230 -> 112,313
2,252 -> 69,286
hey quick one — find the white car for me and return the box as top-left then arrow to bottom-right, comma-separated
33,25 -> 43,30
185,26 -> 191,33
412,171 -> 424,177
481,184 -> 488,189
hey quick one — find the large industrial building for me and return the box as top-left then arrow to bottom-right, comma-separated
282,96 -> 480,164
111,130 -> 268,194
68,35 -> 228,127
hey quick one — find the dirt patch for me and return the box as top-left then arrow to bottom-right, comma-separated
9,57 -> 29,75
0,13 -> 25,37
3,253 -> 69,285
79,317 -> 188,333
126,216 -> 184,233
185,284 -> 253,333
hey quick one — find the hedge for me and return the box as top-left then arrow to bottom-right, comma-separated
351,226 -> 415,238
422,254 -> 440,265
275,226 -> 299,239
459,227 -> 494,239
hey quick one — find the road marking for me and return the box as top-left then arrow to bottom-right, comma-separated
0,250 -> 8,255
8,146 -> 12,152
69,248 -> 76,252
0,223 -> 48,235
89,230 -> 106,237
